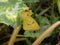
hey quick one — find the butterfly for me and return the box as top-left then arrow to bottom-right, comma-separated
20,9 -> 40,31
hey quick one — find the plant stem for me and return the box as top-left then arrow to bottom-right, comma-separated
2,38 -> 26,45
32,21 -> 60,45
8,26 -> 21,45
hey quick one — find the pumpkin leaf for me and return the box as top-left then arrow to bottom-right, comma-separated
0,0 -> 29,28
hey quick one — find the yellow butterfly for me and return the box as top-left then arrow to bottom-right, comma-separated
23,16 -> 40,31
20,9 -> 40,31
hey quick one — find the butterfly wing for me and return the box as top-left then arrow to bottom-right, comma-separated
23,16 -> 40,31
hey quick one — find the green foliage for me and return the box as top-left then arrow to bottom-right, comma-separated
0,13 -> 16,27
25,39 -> 32,45
39,7 -> 50,15
57,0 -> 60,13
50,9 -> 59,24
0,0 -> 60,45
0,0 -> 29,28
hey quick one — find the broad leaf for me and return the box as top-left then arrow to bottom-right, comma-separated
0,0 -> 29,28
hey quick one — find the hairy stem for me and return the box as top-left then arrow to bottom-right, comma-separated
8,26 -> 21,45
32,21 -> 60,45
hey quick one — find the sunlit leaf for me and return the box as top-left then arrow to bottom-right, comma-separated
0,0 -> 29,28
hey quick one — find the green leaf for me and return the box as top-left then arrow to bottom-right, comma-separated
39,7 -> 50,15
0,13 -> 16,27
50,8 -> 59,24
0,0 -> 29,28
25,39 -> 32,45
57,0 -> 60,13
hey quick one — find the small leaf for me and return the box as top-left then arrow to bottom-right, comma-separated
39,7 -> 50,15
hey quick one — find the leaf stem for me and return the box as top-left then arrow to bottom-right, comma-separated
8,26 -> 21,45
32,21 -> 60,45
